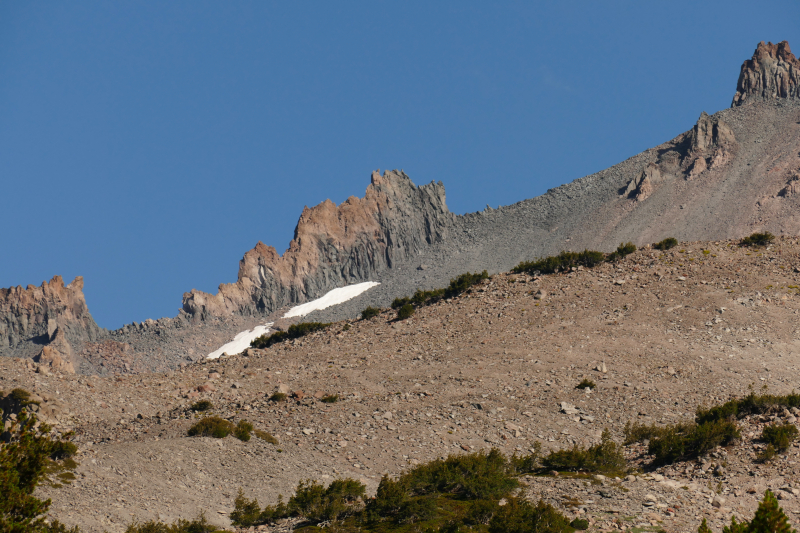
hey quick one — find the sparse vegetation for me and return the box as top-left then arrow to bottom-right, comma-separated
653,237 -> 678,250
250,322 -> 331,349
761,423 -> 798,452
321,394 -> 339,403
187,417 -> 255,442
124,513 -> 220,533
540,429 -> 626,475
269,392 -> 287,402
187,416 -> 233,439
740,231 -> 775,247
391,271 -> 489,318
607,242 -> 637,262
231,448 -> 574,532
189,400 -> 213,412
253,430 -> 278,445
0,407 -> 79,532
360,306 -> 381,320
396,303 -> 415,320
700,490 -> 795,533
513,249 -> 606,275
575,378 -> 596,390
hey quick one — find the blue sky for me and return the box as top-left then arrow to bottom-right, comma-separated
2,1 -> 798,329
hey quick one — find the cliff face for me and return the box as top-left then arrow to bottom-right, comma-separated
181,170 -> 452,319
0,276 -> 102,366
732,41 -> 800,106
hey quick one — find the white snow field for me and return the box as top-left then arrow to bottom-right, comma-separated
206,281 -> 379,359
206,323 -> 273,360
282,281 -> 379,318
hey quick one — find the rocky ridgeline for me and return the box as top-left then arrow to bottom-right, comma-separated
4,41 -> 800,375
180,169 -> 453,320
733,40 -> 800,106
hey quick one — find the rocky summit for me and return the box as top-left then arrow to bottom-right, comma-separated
5,41 -> 800,532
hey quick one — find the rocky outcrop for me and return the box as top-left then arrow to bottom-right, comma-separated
0,276 -> 102,356
181,170 -> 453,319
624,111 -> 737,200
34,327 -> 76,374
732,41 -> 800,106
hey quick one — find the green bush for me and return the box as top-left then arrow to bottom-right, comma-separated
645,419 -> 740,465
391,271 -> 488,314
230,478 -> 366,526
0,409 -> 78,532
187,417 -> 233,439
653,237 -> 678,250
576,378 -> 596,390
757,444 -> 778,464
762,423 -> 798,452
124,513 -> 220,533
695,391 -> 800,425
190,400 -> 213,412
488,498 -> 573,533
253,430 -> 278,445
699,490 -> 795,533
269,392 -> 287,402
321,394 -> 339,403
233,420 -> 254,442
571,518 -> 590,530
541,429 -> 626,475
513,249 -> 606,275
396,303 -> 415,320
250,322 -> 331,349
740,232 -> 775,247
607,242 -> 637,262
360,306 -> 381,320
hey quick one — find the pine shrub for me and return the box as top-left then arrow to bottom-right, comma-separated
187,417 -> 233,439
576,378 -> 596,390
250,322 -> 331,349
762,423 -> 798,452
396,303 -> 414,320
190,400 -> 213,412
541,429 -> 626,475
360,306 -> 380,320
653,237 -> 678,250
741,232 -> 775,247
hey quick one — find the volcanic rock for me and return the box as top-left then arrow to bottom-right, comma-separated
732,41 -> 800,106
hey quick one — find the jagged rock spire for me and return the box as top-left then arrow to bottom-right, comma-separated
732,41 -> 800,106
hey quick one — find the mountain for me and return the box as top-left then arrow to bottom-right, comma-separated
1,40 -> 799,373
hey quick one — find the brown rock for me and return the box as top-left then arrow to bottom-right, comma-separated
733,41 -> 800,106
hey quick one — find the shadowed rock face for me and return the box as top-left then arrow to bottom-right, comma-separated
0,276 -> 102,360
733,41 -> 800,106
180,169 -> 453,320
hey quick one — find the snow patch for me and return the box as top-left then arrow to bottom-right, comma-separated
205,281 -> 379,359
283,281 -> 380,318
206,323 -> 273,360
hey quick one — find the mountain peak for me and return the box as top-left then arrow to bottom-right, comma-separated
732,40 -> 800,106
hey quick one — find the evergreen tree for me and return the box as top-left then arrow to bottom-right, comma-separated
748,490 -> 795,533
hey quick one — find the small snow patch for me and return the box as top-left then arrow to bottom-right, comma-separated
206,323 -> 273,360
283,281 -> 379,318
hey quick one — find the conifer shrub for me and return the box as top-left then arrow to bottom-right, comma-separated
757,444 -> 778,464
269,392 -> 287,402
695,390 -> 800,425
761,423 -> 798,452
576,378 -> 596,390
0,409 -> 79,531
187,417 -> 233,439
231,447 -> 573,531
540,429 -> 626,475
699,490 -> 796,533
488,498 -> 574,533
391,271 -> 489,314
321,394 -> 339,403
360,306 -> 381,320
571,518 -> 590,530
607,242 -> 637,262
233,420 -> 254,442
740,232 -> 775,247
190,400 -> 213,412
396,303 -> 415,320
626,418 -> 740,465
653,237 -> 678,250
513,249 -> 606,275
250,322 -> 331,349
124,513 -> 220,533
253,430 -> 278,445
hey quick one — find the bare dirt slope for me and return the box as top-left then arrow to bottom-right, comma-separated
4,237 -> 800,532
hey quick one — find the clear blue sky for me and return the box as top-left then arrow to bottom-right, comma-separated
2,1 -> 798,329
